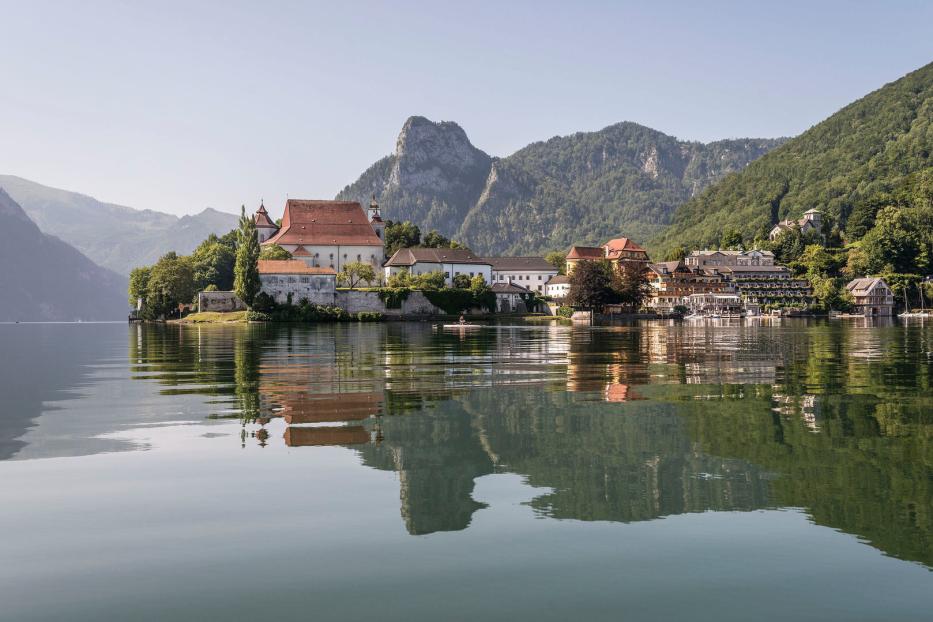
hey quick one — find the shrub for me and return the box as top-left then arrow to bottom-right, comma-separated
556,305 -> 573,318
356,311 -> 384,322
246,310 -> 272,322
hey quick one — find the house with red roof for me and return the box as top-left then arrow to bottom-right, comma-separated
256,197 -> 385,273
565,237 -> 650,274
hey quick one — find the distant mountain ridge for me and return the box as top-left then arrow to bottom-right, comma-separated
651,61 -> 933,254
338,116 -> 785,254
0,175 -> 239,275
0,188 -> 128,321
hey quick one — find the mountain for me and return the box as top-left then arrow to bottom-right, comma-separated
0,175 -> 239,275
337,116 -> 784,254
0,188 -> 128,321
652,61 -> 933,254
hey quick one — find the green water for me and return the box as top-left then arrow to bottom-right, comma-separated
0,320 -> 931,620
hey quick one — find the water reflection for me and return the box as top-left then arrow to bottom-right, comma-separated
119,320 -> 933,567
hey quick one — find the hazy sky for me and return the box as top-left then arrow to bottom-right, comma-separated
1,1 -> 931,217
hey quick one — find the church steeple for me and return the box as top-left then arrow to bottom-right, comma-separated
368,194 -> 385,243
254,199 -> 279,243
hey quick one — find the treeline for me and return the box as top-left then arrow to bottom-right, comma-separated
383,220 -> 467,256
129,207 -> 287,319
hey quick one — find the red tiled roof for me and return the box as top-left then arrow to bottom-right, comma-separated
566,246 -> 604,260
291,245 -> 312,257
254,203 -> 278,228
263,200 -> 383,247
257,259 -> 336,275
603,237 -> 648,258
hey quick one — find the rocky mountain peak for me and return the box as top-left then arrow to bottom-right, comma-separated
390,116 -> 492,191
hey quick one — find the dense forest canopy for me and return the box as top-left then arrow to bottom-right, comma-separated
651,62 -> 933,257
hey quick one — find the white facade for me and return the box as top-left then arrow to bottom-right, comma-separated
280,244 -> 383,273
384,261 -> 492,286
491,269 -> 557,293
259,272 -> 336,305
545,276 -> 571,299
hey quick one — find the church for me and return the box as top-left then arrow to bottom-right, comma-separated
254,197 -> 385,272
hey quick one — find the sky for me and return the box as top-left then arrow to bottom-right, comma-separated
1,0 -> 931,217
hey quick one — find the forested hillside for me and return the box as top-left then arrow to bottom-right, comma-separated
652,62 -> 933,255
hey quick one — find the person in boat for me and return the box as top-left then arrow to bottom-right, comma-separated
458,314 -> 466,325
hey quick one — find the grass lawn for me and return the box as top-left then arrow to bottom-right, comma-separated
175,311 -> 249,324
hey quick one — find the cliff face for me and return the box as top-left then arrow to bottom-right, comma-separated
0,188 -> 128,321
338,117 -> 783,254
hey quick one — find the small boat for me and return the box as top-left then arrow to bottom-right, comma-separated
440,323 -> 481,330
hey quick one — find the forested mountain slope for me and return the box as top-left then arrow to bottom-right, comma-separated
338,116 -> 783,254
652,61 -> 933,255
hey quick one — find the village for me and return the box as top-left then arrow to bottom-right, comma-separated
181,197 -> 899,321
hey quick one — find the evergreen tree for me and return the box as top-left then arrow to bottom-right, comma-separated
234,205 -> 261,306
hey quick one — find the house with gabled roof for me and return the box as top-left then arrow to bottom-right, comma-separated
384,247 -> 492,285
769,209 -> 823,241
565,236 -> 650,274
485,256 -> 557,293
845,277 -> 894,316
256,198 -> 385,272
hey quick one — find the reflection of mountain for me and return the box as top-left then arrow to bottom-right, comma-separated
0,325 -> 121,459
357,404 -> 494,535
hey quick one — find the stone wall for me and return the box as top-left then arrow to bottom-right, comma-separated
259,274 -> 336,306
198,291 -> 246,313
333,290 -> 445,316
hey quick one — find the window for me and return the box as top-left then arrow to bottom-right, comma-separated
445,272 -> 450,278
470,272 -> 474,277
329,253 -> 333,260
287,276 -> 297,283
357,254 -> 361,262
299,277 -> 310,284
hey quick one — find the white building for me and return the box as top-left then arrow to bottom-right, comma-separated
258,259 -> 336,305
486,257 -> 558,293
258,199 -> 385,273
685,249 -> 775,268
491,282 -> 534,312
545,275 -> 571,300
769,209 -> 823,241
383,248 -> 492,285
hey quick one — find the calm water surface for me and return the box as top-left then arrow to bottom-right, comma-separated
1,320 -> 931,621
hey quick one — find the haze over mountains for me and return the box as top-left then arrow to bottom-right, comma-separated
0,175 -> 239,275
338,117 -> 785,254
0,189 -> 127,321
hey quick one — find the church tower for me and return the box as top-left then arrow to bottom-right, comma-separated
368,195 -> 385,243
254,200 -> 279,243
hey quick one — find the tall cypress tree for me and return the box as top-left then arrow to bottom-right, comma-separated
234,205 -> 261,306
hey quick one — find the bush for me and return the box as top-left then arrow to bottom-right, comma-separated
246,310 -> 272,322
423,288 -> 495,314
356,311 -> 384,322
556,305 -> 573,318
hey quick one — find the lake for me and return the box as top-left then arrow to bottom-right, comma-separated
0,319 -> 931,621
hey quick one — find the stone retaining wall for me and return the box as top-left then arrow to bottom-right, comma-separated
198,291 -> 246,313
